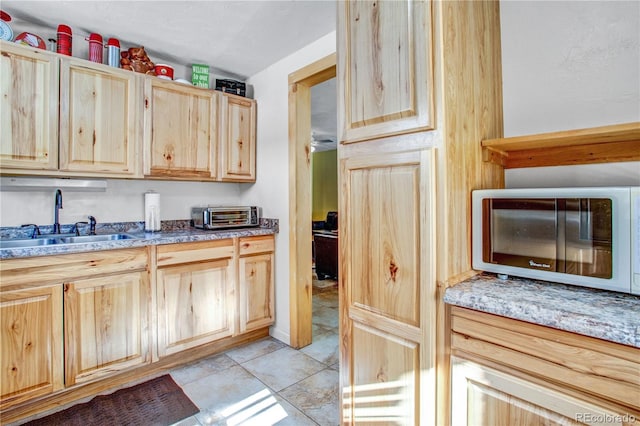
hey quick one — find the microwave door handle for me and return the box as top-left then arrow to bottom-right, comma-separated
579,199 -> 592,241
557,200 -> 566,273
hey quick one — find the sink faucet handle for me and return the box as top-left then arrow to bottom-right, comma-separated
21,223 -> 41,239
88,216 -> 97,235
53,189 -> 63,234
72,221 -> 89,236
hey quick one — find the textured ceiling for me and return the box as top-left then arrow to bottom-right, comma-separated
311,77 -> 337,151
2,0 -> 338,147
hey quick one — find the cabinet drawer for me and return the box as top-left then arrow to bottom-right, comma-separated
450,306 -> 640,411
239,235 -> 274,256
157,239 -> 235,267
0,248 -> 148,290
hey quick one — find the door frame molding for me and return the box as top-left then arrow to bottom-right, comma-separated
287,53 -> 336,348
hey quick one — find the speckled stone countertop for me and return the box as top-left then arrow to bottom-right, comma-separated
444,273 -> 640,348
0,219 -> 278,260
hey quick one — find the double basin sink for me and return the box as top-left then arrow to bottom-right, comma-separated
0,233 -> 140,249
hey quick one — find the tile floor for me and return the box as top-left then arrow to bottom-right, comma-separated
171,283 -> 339,426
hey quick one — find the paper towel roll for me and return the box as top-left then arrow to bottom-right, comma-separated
144,192 -> 161,232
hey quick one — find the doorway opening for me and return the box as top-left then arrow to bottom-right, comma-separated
287,54 -> 336,349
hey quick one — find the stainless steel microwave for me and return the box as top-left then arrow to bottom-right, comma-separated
472,187 -> 639,295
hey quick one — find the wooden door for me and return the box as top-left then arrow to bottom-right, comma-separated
63,272 -> 150,385
337,0 -> 433,144
340,149 -> 436,425
0,41 -> 59,171
450,357 -> 635,426
144,79 -> 217,179
156,259 -> 235,357
219,93 -> 256,181
59,59 -> 141,176
0,284 -> 63,409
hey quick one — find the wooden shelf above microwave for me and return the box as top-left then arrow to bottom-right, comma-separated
481,122 -> 640,168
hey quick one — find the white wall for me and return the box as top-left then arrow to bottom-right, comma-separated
500,0 -> 640,188
0,179 -> 241,227
242,31 -> 337,345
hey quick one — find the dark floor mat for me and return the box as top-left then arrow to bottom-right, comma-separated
24,374 -> 199,426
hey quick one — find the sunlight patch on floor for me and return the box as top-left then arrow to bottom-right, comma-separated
219,388 -> 288,426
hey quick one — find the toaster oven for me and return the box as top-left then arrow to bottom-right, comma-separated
191,206 -> 260,229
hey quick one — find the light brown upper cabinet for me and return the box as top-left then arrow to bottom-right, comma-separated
144,78 -> 218,180
59,59 -> 142,177
219,93 -> 256,182
0,41 -> 59,171
337,1 -> 433,144
1,42 -> 258,182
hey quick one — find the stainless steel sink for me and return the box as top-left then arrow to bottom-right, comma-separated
0,238 -> 61,248
59,234 -> 138,244
0,233 -> 139,249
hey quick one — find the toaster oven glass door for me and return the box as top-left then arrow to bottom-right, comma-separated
483,198 -> 613,278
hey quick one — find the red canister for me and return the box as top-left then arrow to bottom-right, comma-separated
88,33 -> 103,63
56,24 -> 72,56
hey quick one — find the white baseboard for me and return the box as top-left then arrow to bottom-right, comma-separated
269,326 -> 290,346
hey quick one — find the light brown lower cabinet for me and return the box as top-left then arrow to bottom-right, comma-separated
64,271 -> 150,386
451,357 -> 637,426
0,236 -> 275,421
450,306 -> 640,426
0,247 -> 147,409
0,284 -> 64,409
238,236 -> 275,333
156,239 -> 236,357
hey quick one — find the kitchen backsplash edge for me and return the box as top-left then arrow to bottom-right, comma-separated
0,218 -> 279,239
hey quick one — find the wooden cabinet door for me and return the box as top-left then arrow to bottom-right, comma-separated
64,272 -> 150,386
337,0 -> 433,144
59,59 -> 142,176
219,93 -> 256,181
238,236 -> 274,333
0,41 -> 59,171
450,357 -> 635,426
340,149 -> 436,425
0,284 -> 63,409
239,252 -> 274,333
144,79 -> 217,179
157,258 -> 235,357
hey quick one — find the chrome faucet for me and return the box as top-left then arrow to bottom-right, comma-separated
53,189 -> 63,234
